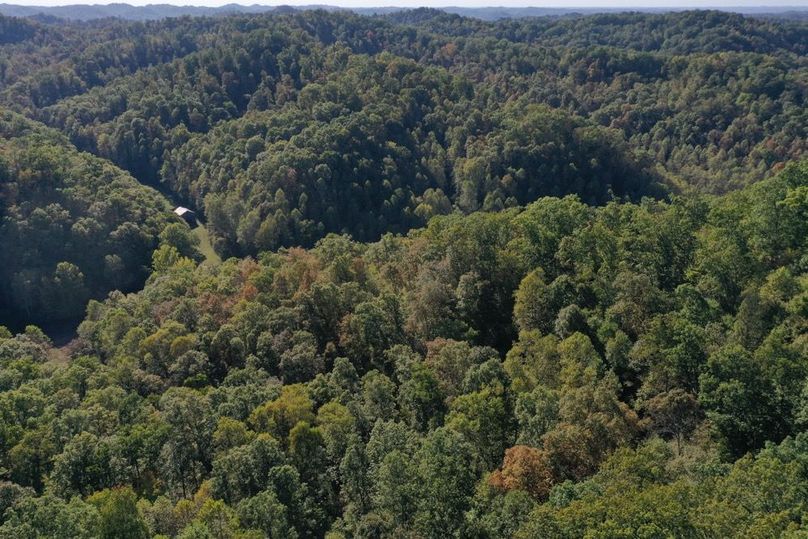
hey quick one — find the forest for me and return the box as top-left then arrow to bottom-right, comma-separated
0,7 -> 806,538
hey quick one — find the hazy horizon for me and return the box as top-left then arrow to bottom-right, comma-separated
4,1 -> 806,9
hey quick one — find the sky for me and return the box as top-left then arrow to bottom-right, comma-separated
5,0 -> 807,7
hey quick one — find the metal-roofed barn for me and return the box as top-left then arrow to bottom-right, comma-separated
174,206 -> 197,227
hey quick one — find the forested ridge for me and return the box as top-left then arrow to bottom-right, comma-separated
0,8 -> 807,538
3,10 -> 805,258
0,109 -> 177,329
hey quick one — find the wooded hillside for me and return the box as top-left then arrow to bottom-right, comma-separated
0,9 -> 805,538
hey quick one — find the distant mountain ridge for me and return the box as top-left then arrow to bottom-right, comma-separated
0,3 -> 806,21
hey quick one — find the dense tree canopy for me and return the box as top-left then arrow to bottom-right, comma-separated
0,109 -> 179,328
0,159 -> 805,536
0,9 -> 802,257
0,8 -> 805,538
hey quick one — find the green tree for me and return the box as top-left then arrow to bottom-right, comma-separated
413,428 -> 476,538
88,487 -> 149,539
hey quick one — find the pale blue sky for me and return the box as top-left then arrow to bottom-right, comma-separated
6,0 -> 807,7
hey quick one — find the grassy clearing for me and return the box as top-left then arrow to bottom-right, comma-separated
193,222 -> 222,266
